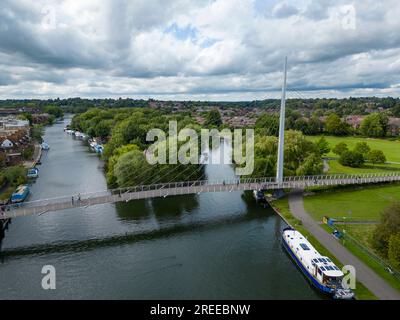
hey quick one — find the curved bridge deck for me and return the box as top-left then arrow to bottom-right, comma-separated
2,173 -> 400,220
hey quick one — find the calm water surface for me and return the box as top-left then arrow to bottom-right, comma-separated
0,116 -> 322,299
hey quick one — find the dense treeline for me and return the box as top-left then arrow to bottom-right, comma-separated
72,108 -> 325,187
70,108 -> 204,188
373,202 -> 400,270
1,97 -> 400,116
255,111 -> 394,138
249,130 -> 324,178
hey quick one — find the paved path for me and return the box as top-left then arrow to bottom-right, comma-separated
323,159 -> 330,173
288,190 -> 400,300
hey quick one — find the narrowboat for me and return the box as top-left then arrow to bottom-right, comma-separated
282,227 -> 354,299
27,167 -> 39,179
11,185 -> 30,203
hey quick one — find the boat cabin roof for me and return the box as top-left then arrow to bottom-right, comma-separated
283,229 -> 343,278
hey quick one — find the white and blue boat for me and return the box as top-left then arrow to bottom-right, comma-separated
282,227 -> 354,299
94,144 -> 103,154
11,185 -> 30,203
27,167 -> 39,179
41,142 -> 50,150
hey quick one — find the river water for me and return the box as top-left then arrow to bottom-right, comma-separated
0,116 -> 322,299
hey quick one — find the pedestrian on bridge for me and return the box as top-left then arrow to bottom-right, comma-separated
71,196 -> 74,205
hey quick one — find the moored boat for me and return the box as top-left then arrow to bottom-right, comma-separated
253,190 -> 266,202
11,185 -> 30,203
282,227 -> 354,300
41,142 -> 50,150
27,167 -> 39,179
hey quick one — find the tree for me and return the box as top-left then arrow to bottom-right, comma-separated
284,130 -> 323,176
293,118 -> 309,134
354,142 -> 371,156
296,153 -> 324,176
316,136 -> 330,156
324,113 -> 350,136
4,166 -> 27,186
333,142 -> 348,156
113,150 -> 154,187
252,131 -> 323,177
339,150 -> 364,167
43,105 -> 64,118
367,149 -> 386,165
31,125 -> 44,143
388,233 -> 400,270
205,109 -> 222,127
255,114 -> 279,136
392,104 -> 400,117
360,113 -> 389,137
308,116 -> 323,135
94,120 -> 112,139
373,202 -> 400,257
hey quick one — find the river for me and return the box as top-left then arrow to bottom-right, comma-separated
0,116 -> 322,299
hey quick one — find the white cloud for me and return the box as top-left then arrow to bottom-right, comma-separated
0,0 -> 400,100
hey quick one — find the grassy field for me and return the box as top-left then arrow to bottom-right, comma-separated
271,197 -> 377,300
327,160 -> 400,174
307,135 -> 400,162
320,223 -> 400,292
344,224 -> 376,248
303,183 -> 400,221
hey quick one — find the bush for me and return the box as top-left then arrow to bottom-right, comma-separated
333,142 -> 348,156
339,150 -> 365,167
4,166 -> 27,186
367,149 -> 386,165
354,142 -> 371,156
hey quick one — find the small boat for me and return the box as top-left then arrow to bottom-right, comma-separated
253,190 -> 266,202
74,131 -> 84,138
11,185 -> 30,203
282,227 -> 354,300
27,167 -> 39,179
94,144 -> 104,154
41,142 -> 50,150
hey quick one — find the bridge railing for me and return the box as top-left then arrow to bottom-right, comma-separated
2,172 -> 400,215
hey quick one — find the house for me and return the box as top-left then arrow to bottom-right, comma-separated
389,118 -> 400,136
1,139 -> 13,149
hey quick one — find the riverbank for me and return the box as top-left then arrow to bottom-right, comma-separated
270,195 -> 378,300
0,116 -> 324,300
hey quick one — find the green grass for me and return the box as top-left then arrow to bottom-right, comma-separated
320,223 -> 400,292
343,224 -> 376,249
304,183 -> 400,221
307,135 -> 400,162
271,197 -> 377,300
327,160 -> 400,174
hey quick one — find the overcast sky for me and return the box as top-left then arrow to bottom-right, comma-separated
1,0 -> 400,100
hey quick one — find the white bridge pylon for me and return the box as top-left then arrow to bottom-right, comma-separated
276,56 -> 287,186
